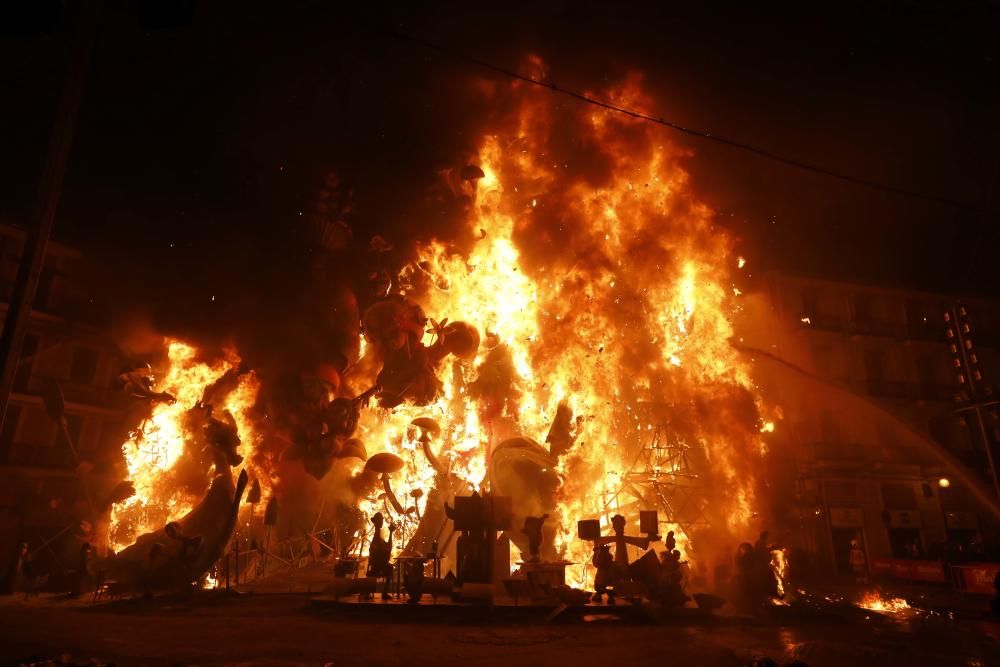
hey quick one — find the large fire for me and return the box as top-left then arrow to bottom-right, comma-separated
108,62 -> 773,588
345,66 -> 772,584
109,340 -> 263,552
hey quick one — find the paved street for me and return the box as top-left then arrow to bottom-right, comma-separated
1,591 -> 998,666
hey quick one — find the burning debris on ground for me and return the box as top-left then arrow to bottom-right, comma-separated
3,4 -> 1000,666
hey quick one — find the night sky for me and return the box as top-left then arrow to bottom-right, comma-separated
2,2 -> 998,339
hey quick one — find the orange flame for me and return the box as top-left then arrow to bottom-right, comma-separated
110,66 -> 773,587
770,548 -> 789,598
109,339 -> 262,552
858,591 -> 911,614
351,68 -> 771,584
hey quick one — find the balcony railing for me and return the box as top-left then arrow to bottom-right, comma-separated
6,444 -> 75,469
800,315 -> 949,344
13,374 -> 118,408
906,322 -> 945,342
844,380 -> 954,402
847,319 -> 909,338
811,441 -> 875,462
800,314 -> 845,332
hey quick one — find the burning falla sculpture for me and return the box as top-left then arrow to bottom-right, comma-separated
487,402 -> 580,561
97,405 -> 248,591
363,296 -> 479,409
118,363 -> 176,404
98,66 -> 782,599
282,387 -> 373,480
280,296 -> 478,481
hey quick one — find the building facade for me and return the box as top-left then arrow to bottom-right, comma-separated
0,223 -> 127,585
757,272 -> 1000,578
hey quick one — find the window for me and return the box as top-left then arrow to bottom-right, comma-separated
881,483 -> 917,509
34,267 -> 58,312
811,342 -> 833,377
820,410 -> 841,443
95,419 -> 125,455
801,288 -> 819,319
69,346 -> 99,384
906,299 -> 932,332
824,480 -> 857,506
853,293 -> 873,325
56,414 -> 84,454
940,485 -> 973,511
863,347 -> 885,385
13,335 -> 39,393
0,405 -> 21,461
929,415 -> 962,451
915,354 -> 940,395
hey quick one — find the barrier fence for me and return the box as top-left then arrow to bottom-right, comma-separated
951,563 -> 1000,594
870,556 -> 1000,593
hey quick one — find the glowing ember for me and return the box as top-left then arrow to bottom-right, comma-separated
858,591 -> 911,614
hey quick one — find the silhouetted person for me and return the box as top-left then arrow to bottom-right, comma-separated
10,543 -> 29,593
591,544 -> 619,604
754,530 -> 770,555
71,542 -> 93,596
733,542 -> 762,609
1,542 -> 26,594
657,548 -> 688,607
14,543 -> 46,596
366,512 -> 395,600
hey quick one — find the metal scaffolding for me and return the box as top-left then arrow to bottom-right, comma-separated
620,402 -> 711,532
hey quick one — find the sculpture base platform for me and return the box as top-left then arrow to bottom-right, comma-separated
517,560 -> 574,588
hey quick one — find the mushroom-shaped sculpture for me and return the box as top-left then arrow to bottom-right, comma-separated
411,417 -> 441,442
364,452 -> 406,514
364,452 -> 405,475
411,417 -> 445,474
408,488 -> 424,517
341,437 -> 367,461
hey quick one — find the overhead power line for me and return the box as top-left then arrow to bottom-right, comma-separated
395,31 -> 992,215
